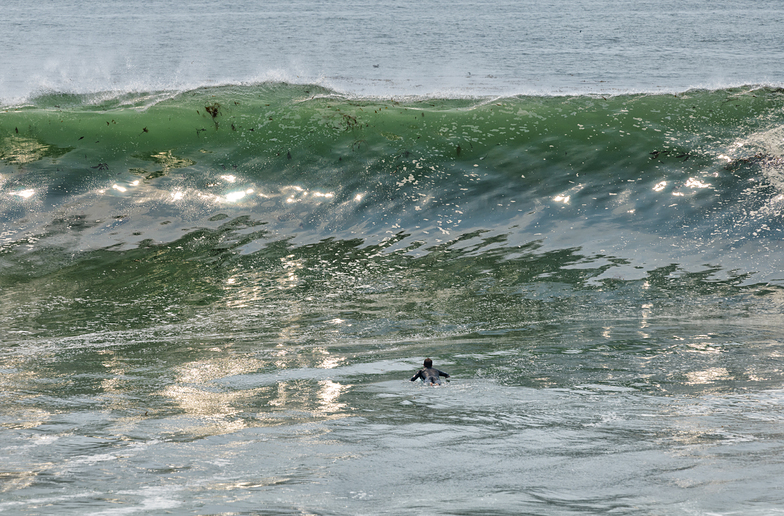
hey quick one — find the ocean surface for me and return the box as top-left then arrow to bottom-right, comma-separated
3,1 -> 784,515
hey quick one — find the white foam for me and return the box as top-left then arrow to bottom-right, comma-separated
90,486 -> 182,515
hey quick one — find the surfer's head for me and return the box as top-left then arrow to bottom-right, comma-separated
424,358 -> 433,368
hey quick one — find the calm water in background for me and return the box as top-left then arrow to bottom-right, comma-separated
3,2 -> 784,515
2,0 -> 784,100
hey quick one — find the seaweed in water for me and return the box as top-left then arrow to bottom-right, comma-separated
205,103 -> 221,128
343,113 -> 358,131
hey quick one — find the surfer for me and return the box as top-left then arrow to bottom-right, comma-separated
410,358 -> 450,385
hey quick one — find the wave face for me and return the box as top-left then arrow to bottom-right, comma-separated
2,83 -> 784,342
5,83 -> 784,515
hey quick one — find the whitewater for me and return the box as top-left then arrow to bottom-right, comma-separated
2,1 -> 784,515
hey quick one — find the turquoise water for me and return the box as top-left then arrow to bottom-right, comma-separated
3,2 -> 784,515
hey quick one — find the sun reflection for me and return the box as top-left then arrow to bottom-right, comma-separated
318,380 -> 350,413
0,135 -> 59,164
222,189 -> 256,203
159,353 -> 266,434
173,353 -> 264,383
318,354 -> 344,369
278,255 -> 303,288
0,470 -> 40,492
161,384 -> 239,415
224,191 -> 246,202
653,181 -> 667,192
148,150 -> 195,173
685,367 -> 732,385
95,349 -> 137,414
282,185 -> 335,204
640,303 -> 653,334
188,183 -> 337,206
268,381 -> 290,408
684,177 -> 711,189
11,189 -> 35,199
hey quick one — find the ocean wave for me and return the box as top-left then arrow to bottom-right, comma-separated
2,83 -> 784,294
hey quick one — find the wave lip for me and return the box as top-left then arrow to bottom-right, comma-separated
6,79 -> 784,109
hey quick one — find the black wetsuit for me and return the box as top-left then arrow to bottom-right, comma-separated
410,367 -> 450,384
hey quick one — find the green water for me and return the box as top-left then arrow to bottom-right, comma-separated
3,84 -> 784,514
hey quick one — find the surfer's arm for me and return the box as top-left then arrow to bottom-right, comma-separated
438,370 -> 450,378
410,370 -> 423,381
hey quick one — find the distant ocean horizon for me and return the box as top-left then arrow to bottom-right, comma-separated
3,2 -> 784,515
2,0 -> 784,103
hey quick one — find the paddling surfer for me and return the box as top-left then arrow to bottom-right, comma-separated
410,358 -> 450,385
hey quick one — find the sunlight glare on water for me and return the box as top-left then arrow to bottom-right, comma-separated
2,1 -> 784,514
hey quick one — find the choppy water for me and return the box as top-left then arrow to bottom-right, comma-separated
3,2 -> 784,515
2,0 -> 784,100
